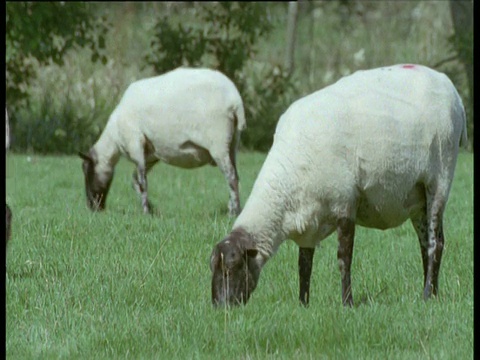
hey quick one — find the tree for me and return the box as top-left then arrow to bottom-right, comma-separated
284,2 -> 299,76
144,3 -> 298,151
145,2 -> 272,82
6,2 -> 109,110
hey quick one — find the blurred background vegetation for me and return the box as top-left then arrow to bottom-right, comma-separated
5,1 -> 473,154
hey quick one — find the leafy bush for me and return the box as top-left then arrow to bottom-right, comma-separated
241,63 -> 298,152
10,65 -> 115,155
6,2 -> 109,111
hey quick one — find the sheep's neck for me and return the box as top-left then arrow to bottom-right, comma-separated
93,129 -> 121,174
233,179 -> 290,260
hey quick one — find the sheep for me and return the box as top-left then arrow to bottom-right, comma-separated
79,67 -> 246,216
210,64 -> 467,307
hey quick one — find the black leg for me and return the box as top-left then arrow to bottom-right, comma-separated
337,218 -> 355,307
411,208 -> 429,289
299,247 -> 315,306
424,202 -> 445,300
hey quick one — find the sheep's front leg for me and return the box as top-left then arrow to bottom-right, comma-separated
337,218 -> 355,307
132,159 -> 158,214
299,247 -> 315,306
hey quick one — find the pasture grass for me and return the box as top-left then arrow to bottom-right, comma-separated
5,151 -> 473,359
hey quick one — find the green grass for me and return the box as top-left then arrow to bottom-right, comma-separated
6,151 -> 473,359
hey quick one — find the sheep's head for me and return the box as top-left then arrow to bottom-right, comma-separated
78,150 -> 113,212
210,227 -> 261,307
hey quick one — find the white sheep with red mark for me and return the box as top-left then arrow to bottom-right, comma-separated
210,64 -> 467,307
79,67 -> 246,216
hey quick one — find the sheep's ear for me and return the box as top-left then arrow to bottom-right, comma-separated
78,151 -> 92,162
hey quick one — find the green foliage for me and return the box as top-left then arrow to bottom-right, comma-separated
145,2 -> 271,79
433,28 -> 473,150
448,31 -> 473,69
450,28 -> 473,146
145,17 -> 207,75
6,2 -> 473,154
6,2 -> 110,110
241,65 -> 297,152
144,2 -> 296,151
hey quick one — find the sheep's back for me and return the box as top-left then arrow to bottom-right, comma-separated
275,64 -> 464,186
112,68 -> 244,155
240,64 -> 465,245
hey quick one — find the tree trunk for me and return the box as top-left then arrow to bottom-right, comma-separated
284,2 -> 299,76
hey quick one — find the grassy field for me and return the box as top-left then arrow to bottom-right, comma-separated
5,151 -> 473,359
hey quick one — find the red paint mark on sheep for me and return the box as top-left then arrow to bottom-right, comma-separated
402,64 -> 416,69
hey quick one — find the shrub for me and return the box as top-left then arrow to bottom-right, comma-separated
6,2 -> 109,111
241,63 -> 298,152
10,61 -> 116,155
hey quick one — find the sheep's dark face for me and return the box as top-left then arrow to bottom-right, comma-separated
78,151 -> 113,212
210,228 -> 261,307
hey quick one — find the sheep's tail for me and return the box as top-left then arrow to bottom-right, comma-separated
234,101 -> 247,132
456,91 -> 468,149
229,101 -> 246,166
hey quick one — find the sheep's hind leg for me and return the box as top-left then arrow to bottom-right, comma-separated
423,190 -> 446,300
299,247 -> 315,306
337,218 -> 355,307
132,160 -> 158,214
212,152 -> 241,217
411,207 -> 429,292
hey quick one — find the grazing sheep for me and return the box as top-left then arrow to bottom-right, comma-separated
79,67 -> 246,216
210,64 -> 467,307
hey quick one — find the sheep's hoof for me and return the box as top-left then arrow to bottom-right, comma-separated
143,201 -> 156,215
